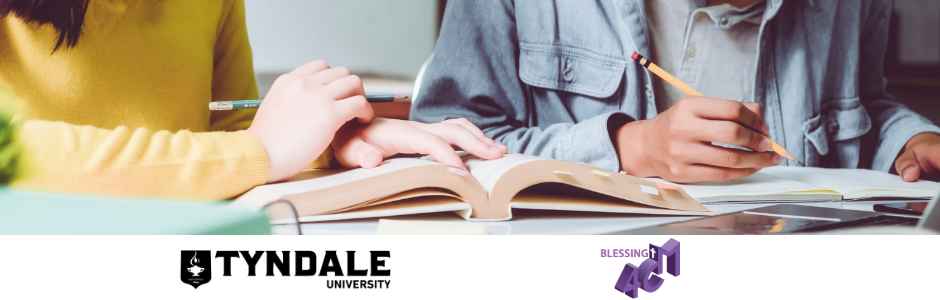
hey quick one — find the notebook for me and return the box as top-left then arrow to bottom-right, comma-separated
234,154 -> 711,222
668,166 -> 940,204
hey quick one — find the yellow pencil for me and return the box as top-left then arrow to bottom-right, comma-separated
631,51 -> 796,161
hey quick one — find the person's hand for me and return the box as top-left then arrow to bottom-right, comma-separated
615,98 -> 780,183
331,118 -> 507,170
894,133 -> 940,182
248,60 -> 373,182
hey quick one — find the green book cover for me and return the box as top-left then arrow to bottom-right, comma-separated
0,190 -> 271,234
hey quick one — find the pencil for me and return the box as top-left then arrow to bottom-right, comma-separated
208,94 -> 411,111
630,51 -> 796,161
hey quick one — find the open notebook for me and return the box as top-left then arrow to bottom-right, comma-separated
670,166 -> 940,204
234,154 -> 710,222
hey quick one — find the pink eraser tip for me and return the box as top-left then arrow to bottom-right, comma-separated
631,51 -> 641,61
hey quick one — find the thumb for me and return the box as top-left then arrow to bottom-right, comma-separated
333,136 -> 384,169
894,149 -> 921,182
334,95 -> 374,124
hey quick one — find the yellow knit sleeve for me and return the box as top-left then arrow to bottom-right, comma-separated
11,120 -> 270,201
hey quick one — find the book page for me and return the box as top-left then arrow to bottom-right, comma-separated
465,154 -> 544,192
763,167 -> 940,200
467,155 -> 709,214
295,197 -> 471,223
236,157 -> 438,208
665,169 -> 835,203
668,166 -> 940,203
510,188 -> 711,216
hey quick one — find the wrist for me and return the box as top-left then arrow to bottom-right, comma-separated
246,125 -> 285,182
614,120 -> 651,176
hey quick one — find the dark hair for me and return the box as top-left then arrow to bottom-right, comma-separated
0,0 -> 90,51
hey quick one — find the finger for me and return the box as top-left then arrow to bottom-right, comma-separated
362,125 -> 467,170
688,98 -> 766,135
323,75 -> 366,100
913,146 -> 940,177
334,95 -> 374,123
331,124 -> 384,168
394,130 -> 467,170
690,118 -> 769,152
442,118 -> 497,146
333,135 -> 384,169
682,142 -> 779,169
421,123 -> 504,159
306,67 -> 352,86
895,148 -> 922,182
288,60 -> 329,76
741,102 -> 769,134
666,164 -> 758,183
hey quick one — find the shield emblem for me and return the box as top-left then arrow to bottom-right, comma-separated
180,250 -> 212,288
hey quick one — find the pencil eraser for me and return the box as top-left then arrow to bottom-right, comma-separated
631,51 -> 641,61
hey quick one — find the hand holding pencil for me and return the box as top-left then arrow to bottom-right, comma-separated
612,52 -> 790,183
632,51 -> 795,161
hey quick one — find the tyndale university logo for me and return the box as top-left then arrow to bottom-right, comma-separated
180,250 -> 212,288
176,249 -> 391,290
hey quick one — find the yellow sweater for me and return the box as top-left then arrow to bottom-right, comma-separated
0,0 -> 318,200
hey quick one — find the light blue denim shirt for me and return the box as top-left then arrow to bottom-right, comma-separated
412,0 -> 940,173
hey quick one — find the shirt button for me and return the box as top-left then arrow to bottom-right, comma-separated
686,46 -> 696,59
719,16 -> 730,27
562,58 -> 575,82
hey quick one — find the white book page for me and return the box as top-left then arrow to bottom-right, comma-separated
666,168 -> 828,202
764,167 -> 940,199
235,157 -> 437,207
465,154 -> 543,193
296,202 -> 471,223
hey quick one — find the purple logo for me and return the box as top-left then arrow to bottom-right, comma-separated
613,239 -> 680,298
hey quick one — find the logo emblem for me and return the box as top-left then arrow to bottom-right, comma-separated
180,250 -> 212,288
614,239 -> 680,298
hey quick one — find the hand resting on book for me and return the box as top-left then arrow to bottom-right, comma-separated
247,60 -> 506,182
332,118 -> 508,170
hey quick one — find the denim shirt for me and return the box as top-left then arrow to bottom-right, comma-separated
412,0 -> 940,173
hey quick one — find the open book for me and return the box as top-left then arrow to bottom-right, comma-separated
235,154 -> 710,222
670,166 -> 940,204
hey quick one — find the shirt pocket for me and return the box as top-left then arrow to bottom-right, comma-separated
518,42 -> 626,100
801,97 -> 872,167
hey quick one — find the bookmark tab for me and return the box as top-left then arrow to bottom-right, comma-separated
553,170 -> 578,183
591,169 -> 613,179
639,185 -> 660,196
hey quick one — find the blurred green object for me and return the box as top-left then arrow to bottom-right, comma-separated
0,105 -> 18,185
0,190 -> 271,234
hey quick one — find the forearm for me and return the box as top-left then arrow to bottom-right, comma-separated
12,120 -> 270,200
868,99 -> 940,172
858,1 -> 940,171
485,112 -> 629,171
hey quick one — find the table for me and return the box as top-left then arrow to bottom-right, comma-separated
274,200 -> 925,235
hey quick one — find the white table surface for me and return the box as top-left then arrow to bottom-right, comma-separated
275,200 -> 926,235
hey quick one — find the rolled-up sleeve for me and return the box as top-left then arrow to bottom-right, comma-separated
859,0 -> 940,171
